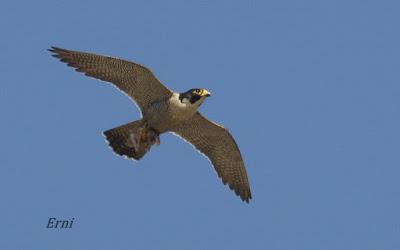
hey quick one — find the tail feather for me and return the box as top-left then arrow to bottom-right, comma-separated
103,120 -> 152,160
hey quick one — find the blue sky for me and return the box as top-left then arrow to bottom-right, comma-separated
1,0 -> 399,249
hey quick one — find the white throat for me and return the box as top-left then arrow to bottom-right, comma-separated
169,93 -> 200,118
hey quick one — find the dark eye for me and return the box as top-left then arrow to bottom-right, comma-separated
194,89 -> 200,94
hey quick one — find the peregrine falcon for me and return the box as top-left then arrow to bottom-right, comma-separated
49,47 -> 252,203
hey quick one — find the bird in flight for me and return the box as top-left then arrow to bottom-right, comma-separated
49,47 -> 252,203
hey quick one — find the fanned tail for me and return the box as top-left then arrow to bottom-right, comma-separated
103,120 -> 156,160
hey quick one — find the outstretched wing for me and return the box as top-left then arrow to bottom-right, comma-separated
49,46 -> 172,113
172,112 -> 252,203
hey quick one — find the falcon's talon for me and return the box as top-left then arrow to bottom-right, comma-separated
129,130 -> 141,152
49,46 -> 252,203
147,129 -> 160,146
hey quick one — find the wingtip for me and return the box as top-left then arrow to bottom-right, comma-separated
241,189 -> 252,204
48,46 -> 58,52
242,196 -> 251,204
48,46 -> 68,53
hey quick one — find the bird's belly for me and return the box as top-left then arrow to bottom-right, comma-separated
147,112 -> 190,133
145,101 -> 196,133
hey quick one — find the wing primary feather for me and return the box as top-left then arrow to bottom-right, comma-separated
171,113 -> 252,203
48,46 -> 172,114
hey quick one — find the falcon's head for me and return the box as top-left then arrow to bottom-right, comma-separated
179,88 -> 211,107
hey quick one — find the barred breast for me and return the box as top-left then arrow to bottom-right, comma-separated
143,93 -> 198,133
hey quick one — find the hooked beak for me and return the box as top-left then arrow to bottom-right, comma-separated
200,89 -> 211,97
